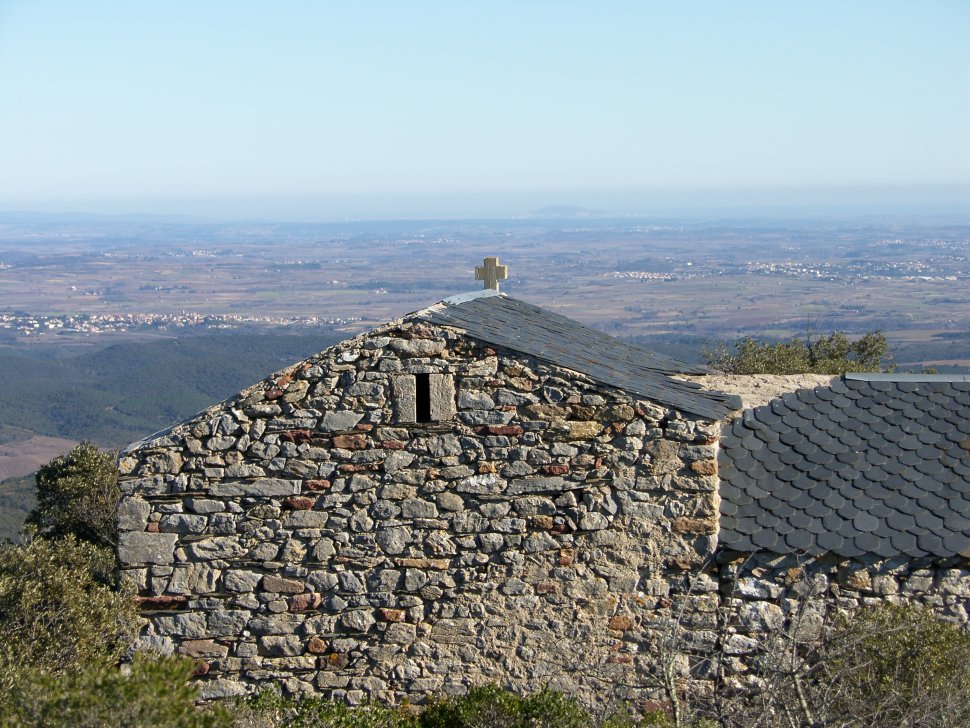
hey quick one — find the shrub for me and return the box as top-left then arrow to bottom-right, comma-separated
0,535 -> 137,675
420,685 -> 593,728
234,686 -> 674,728
0,654 -> 231,728
235,689 -> 418,728
704,330 -> 888,375
27,442 -> 120,548
814,603 -> 970,727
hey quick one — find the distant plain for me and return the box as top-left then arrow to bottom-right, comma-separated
1,212 -> 968,539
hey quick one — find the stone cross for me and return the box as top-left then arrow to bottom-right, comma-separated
475,256 -> 508,291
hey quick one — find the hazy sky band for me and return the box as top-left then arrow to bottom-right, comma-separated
0,1 -> 967,217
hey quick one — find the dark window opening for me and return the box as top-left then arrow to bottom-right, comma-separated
416,373 -> 432,422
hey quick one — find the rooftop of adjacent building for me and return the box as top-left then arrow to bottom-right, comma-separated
719,373 -> 970,560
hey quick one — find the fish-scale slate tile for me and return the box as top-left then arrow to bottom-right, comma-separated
719,374 -> 970,559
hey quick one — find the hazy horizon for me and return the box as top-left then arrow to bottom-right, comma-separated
3,183 -> 969,224
1,1 -> 967,217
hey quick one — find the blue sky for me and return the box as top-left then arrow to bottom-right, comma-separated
0,1 -> 967,218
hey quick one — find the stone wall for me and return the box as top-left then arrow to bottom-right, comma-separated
714,550 -> 970,693
117,317 -> 722,706
682,373 -> 835,410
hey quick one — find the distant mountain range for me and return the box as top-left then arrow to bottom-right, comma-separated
526,205 -> 601,219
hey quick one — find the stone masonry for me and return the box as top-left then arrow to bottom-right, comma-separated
117,303 -> 970,711
118,316 -> 722,705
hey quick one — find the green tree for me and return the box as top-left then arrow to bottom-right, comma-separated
814,604 -> 970,727
1,654 -> 231,728
704,330 -> 889,375
27,442 -> 120,548
0,535 -> 137,675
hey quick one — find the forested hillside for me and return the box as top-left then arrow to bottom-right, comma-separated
0,332 -> 343,541
0,332 -> 343,447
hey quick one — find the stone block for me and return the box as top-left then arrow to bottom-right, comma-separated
198,679 -> 249,700
144,451 -> 184,474
168,564 -> 219,594
186,537 -> 246,561
284,511 -> 329,529
312,538 -> 336,562
153,612 -> 207,638
290,592 -> 323,611
435,492 -> 464,512
579,512 -> 610,530
430,373 -> 456,419
457,389 -> 493,410
339,609 -> 376,633
178,639 -> 228,658
690,460 -> 717,475
321,410 -> 364,432
723,634 -> 760,655
307,636 -> 329,654
249,613 -> 305,635
430,618 -> 475,644
258,635 -> 304,657
377,608 -> 407,623
401,499 -> 438,518
159,513 -> 208,535
385,622 -> 417,645
186,498 -> 224,514
262,575 -> 305,594
208,610 -> 251,635
118,532 -> 178,566
568,421 -> 601,440
506,476 -> 567,495
333,434 -> 367,449
392,376 -> 417,423
671,517 -> 716,534
395,557 -> 451,569
938,570 -> 970,597
733,577 -> 782,599
208,478 -> 301,497
224,569 -> 262,592
117,498 -> 151,531
738,602 -> 784,632
456,473 -> 506,495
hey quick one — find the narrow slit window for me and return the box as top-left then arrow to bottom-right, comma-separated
415,373 -> 432,422
392,373 -> 454,423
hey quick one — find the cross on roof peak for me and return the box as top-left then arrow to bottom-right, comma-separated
475,256 -> 508,291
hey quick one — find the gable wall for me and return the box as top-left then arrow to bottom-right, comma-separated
117,319 -> 722,706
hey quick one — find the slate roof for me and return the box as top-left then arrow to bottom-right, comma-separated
719,374 -> 970,559
419,291 -> 741,421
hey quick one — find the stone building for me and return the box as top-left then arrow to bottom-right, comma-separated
116,278 -> 970,707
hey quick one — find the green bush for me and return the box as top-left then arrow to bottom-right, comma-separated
420,685 -> 593,728
0,535 -> 137,675
816,603 -> 970,727
704,330 -> 888,375
235,689 -> 418,728
27,442 -> 120,548
234,686 -> 672,728
0,654 -> 231,728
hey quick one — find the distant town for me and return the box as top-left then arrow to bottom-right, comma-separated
1,213 -> 968,350
0,311 -> 358,337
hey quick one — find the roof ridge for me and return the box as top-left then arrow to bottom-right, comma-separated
845,372 -> 970,383
419,294 -> 742,420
